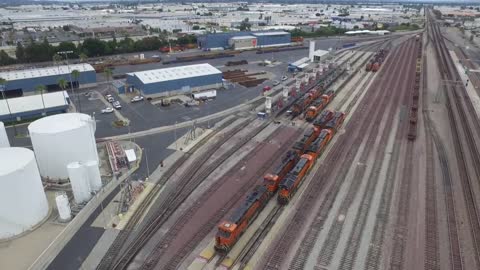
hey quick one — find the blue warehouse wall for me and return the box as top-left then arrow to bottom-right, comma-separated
0,105 -> 68,122
3,70 -> 96,93
255,34 -> 291,46
138,73 -> 223,95
126,74 -> 144,92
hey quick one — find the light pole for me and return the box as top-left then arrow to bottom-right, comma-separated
174,121 -> 178,150
142,148 -> 150,179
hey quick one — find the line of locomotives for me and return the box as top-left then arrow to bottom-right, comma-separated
365,49 -> 388,72
214,110 -> 346,252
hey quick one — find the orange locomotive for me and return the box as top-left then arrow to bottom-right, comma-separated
305,129 -> 333,159
292,126 -> 321,154
313,110 -> 335,129
264,150 -> 300,193
277,154 -> 315,205
305,90 -> 335,121
325,111 -> 346,134
215,185 -> 270,252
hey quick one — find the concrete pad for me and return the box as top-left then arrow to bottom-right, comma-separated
199,241 -> 216,261
450,51 -> 480,120
188,257 -> 209,270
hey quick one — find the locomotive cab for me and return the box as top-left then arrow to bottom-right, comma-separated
215,221 -> 237,252
264,173 -> 280,193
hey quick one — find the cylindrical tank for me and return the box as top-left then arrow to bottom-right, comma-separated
28,113 -> 98,180
0,121 -> 9,148
0,147 -> 49,239
55,192 -> 72,222
85,160 -> 102,191
67,162 -> 91,204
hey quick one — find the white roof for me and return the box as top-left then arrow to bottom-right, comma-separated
345,30 -> 371,35
291,57 -> 310,67
313,50 -> 330,57
253,31 -> 289,36
29,112 -> 91,134
0,147 -> 34,175
0,64 -> 94,82
298,63 -> 309,69
125,149 -> 137,162
0,91 -> 69,117
130,63 -> 222,85
230,35 -> 256,40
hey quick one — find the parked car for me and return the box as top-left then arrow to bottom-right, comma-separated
84,91 -> 92,96
273,80 -> 280,86
113,101 -> 122,109
131,96 -> 144,102
101,107 -> 114,114
106,94 -> 114,103
263,86 -> 271,92
281,76 -> 288,81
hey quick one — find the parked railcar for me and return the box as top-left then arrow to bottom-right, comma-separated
313,110 -> 335,129
325,111 -> 346,133
215,185 -> 270,252
264,150 -> 300,193
277,154 -> 314,205
292,126 -> 321,154
305,129 -> 333,159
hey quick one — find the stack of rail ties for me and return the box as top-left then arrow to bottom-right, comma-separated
223,69 -> 267,87
408,34 -> 423,140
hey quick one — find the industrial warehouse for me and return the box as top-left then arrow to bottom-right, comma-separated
126,63 -> 223,97
197,31 -> 291,50
0,64 -> 96,97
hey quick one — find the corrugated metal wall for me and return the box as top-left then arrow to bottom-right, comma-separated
255,34 -> 291,46
3,70 -> 96,93
128,73 -> 223,96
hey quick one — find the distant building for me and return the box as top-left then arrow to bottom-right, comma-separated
126,63 -> 223,98
197,31 -> 291,49
0,64 -> 96,98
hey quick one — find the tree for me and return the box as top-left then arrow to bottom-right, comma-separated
82,38 -> 106,57
71,69 -> 80,88
240,18 -> 251,31
35,85 -> 47,116
104,68 -> 112,82
0,50 -> 15,66
192,25 -> 200,30
58,78 -> 68,91
16,42 -> 25,61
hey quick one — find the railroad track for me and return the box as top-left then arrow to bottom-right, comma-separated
141,127 -> 301,270
430,12 -> 480,269
111,119 -> 276,269
261,38 -> 411,270
96,117 -> 238,270
320,38 -> 417,270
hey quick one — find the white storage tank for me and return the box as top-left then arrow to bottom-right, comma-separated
67,162 -> 92,204
85,160 -> 102,191
28,113 -> 98,180
55,192 -> 72,222
0,121 -> 9,148
0,147 -> 49,239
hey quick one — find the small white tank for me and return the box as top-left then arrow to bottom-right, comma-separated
85,160 -> 102,191
67,162 -> 91,204
28,113 -> 98,180
0,121 -> 9,148
55,192 -> 71,222
140,53 -> 145,59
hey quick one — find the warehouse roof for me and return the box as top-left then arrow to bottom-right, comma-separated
0,64 -> 94,82
230,35 -> 256,40
253,31 -> 289,36
0,91 -> 69,118
129,63 -> 222,85
313,50 -> 329,57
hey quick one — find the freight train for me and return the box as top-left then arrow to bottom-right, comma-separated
305,90 -> 335,121
366,49 -> 388,72
215,89 -> 346,252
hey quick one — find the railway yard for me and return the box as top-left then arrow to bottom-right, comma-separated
5,6 -> 480,270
